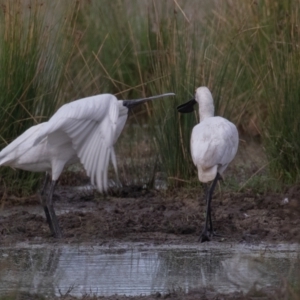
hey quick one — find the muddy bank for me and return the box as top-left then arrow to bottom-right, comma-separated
1,185 -> 300,245
1,185 -> 300,300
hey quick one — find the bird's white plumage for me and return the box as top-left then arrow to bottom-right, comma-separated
191,87 -> 239,182
33,94 -> 124,191
0,94 -> 123,190
0,122 -> 79,176
0,123 -> 45,166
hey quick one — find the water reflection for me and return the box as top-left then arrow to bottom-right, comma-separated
0,243 -> 299,297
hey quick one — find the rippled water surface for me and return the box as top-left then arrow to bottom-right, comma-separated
0,243 -> 299,297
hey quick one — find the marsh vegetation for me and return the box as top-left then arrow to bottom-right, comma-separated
1,0 -> 300,193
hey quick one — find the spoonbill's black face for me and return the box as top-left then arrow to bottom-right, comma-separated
177,99 -> 197,113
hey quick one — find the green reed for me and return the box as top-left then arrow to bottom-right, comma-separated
0,1 -> 77,194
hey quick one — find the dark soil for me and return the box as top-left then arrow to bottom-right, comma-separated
1,185 -> 300,245
1,184 -> 300,300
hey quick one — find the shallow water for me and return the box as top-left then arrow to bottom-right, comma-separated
0,242 -> 299,297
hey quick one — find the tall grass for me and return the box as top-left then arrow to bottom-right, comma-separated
208,1 -> 300,183
66,1 -> 198,187
145,0 -> 300,185
145,5 -> 202,185
65,0 -> 154,99
69,1 -> 230,187
0,1 -> 78,194
144,2 -> 257,186
2,0 -> 300,193
264,40 -> 300,183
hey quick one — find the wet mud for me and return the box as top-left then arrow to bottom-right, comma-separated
1,184 -> 300,299
1,185 -> 300,245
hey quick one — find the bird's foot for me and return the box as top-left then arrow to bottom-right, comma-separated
199,229 -> 224,243
198,230 -> 210,243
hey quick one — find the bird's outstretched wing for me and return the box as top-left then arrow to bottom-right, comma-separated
34,94 -> 120,192
0,123 -> 46,165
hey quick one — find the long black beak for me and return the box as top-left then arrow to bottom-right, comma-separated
123,93 -> 175,109
177,99 -> 197,113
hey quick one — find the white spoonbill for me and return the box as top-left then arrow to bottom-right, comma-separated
0,92 -> 175,238
177,87 -> 238,242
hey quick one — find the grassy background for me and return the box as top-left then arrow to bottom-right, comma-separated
0,0 -> 300,193
0,1 -> 78,194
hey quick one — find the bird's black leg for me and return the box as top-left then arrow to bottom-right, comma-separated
203,183 -> 213,233
38,173 -> 55,235
207,196 -> 213,235
45,180 -> 62,238
208,173 -> 225,237
199,173 -> 220,243
40,173 -> 50,197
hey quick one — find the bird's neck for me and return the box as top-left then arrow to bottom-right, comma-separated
199,102 -> 214,122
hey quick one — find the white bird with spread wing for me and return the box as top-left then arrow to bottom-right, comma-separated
177,87 -> 238,242
0,92 -> 175,238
